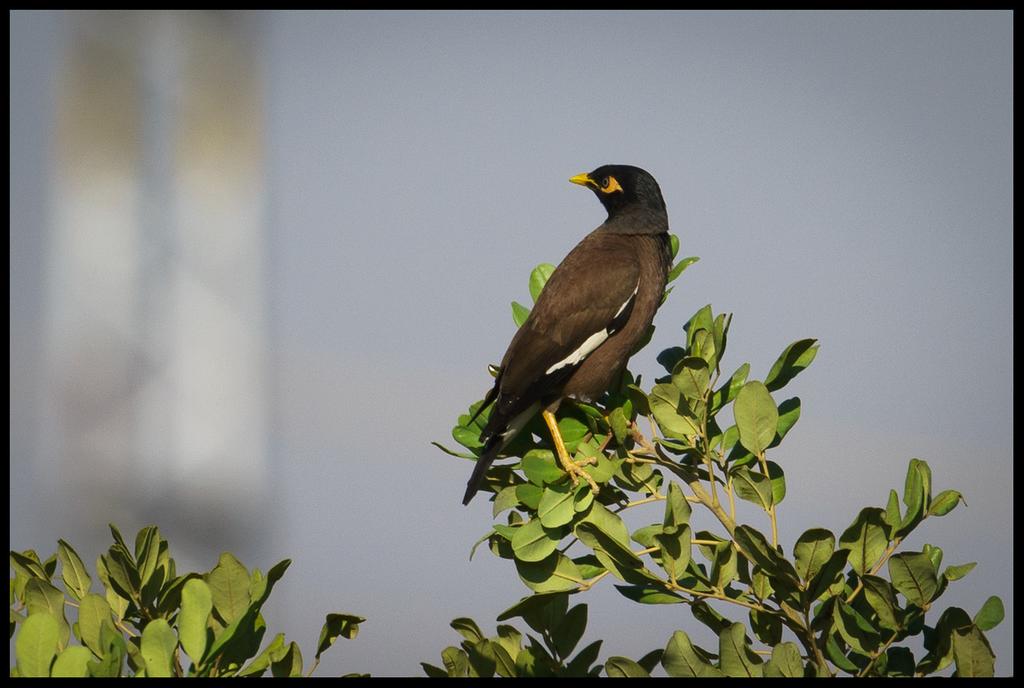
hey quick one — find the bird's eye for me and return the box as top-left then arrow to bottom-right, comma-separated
598,176 -> 623,194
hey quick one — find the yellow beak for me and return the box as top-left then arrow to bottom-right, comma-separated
569,173 -> 593,187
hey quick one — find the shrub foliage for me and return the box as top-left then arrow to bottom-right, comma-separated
431,237 -> 1003,677
9,525 -> 364,677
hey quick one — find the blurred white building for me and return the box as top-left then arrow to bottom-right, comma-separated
11,10 -> 271,559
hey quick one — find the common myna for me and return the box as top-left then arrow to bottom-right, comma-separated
462,164 -> 672,505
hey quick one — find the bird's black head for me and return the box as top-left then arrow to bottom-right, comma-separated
569,164 -> 667,220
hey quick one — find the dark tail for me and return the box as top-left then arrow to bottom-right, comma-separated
462,439 -> 500,505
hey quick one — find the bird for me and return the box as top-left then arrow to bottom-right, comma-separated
462,164 -> 672,505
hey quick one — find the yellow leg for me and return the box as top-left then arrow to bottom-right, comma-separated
542,409 -> 600,494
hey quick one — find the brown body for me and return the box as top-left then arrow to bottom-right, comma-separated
499,230 -> 670,406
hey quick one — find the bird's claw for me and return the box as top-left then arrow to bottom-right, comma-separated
560,453 -> 600,495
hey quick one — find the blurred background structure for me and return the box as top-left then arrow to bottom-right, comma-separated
10,10 -> 1012,676
12,11 -> 270,564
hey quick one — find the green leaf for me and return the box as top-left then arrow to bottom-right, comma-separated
604,656 -> 649,677
733,525 -> 800,590
928,489 -> 964,517
315,613 -> 363,662
888,551 -> 939,607
511,301 -> 531,327
833,599 -> 881,655
666,255 -> 699,285
952,625 -> 995,677
87,621 -> 126,677
42,552 -> 58,579
654,524 -> 691,581
884,489 -> 902,531
731,467 -> 773,510
237,633 -> 287,677
77,593 -> 112,657
824,631 -> 859,674
452,425 -> 484,450
450,617 -> 484,643
206,552 -> 252,625
537,484 -> 577,529
100,548 -> 138,603
566,639 -> 602,676
685,305 -> 714,349
749,608 -> 782,646
943,561 -> 977,582
108,524 -> 130,553
613,584 -> 685,605
557,416 -> 589,453
204,559 -> 290,665
806,549 -> 849,603
672,357 -> 710,402
655,348 -> 684,379
860,575 -> 900,631
16,613 -> 60,677
51,645 -> 93,677
711,362 -> 749,412
649,383 -> 700,439
710,544 -> 738,590
140,618 -> 177,678
553,603 -> 587,658
662,629 -> 722,677
440,645 -> 469,677
496,591 -> 566,624
794,528 -> 835,582
608,406 -> 629,445
270,641 -> 303,678
918,606 -> 970,675
57,539 -> 91,601
734,381 -> 778,455
765,460 -> 786,504
521,449 -> 565,486
529,263 -> 556,303
898,458 -> 931,536
178,578 -> 213,665
514,552 -> 581,594
839,507 -> 889,576
750,568 -> 774,600
134,526 -> 162,590
663,481 -> 692,528
512,518 -> 563,563
922,543 -> 943,572
24,579 -> 69,650
469,638 -> 517,678
575,523 -> 646,583
765,641 -> 804,677
691,599 -> 733,635
884,646 -> 916,677
580,502 -> 631,548
764,338 -> 818,392
491,486 -> 520,518
711,312 -> 732,369
770,397 -> 801,447
718,622 -> 763,677
973,596 -> 1004,631
10,550 -> 49,582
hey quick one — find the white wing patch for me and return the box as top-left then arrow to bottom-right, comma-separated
544,279 -> 640,376
545,329 -> 610,375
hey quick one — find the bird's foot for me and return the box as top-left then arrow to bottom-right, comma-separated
542,408 -> 601,495
559,452 -> 600,495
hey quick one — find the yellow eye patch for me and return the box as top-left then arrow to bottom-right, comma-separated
599,176 -> 624,194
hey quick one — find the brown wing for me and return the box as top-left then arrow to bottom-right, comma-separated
497,230 -> 641,402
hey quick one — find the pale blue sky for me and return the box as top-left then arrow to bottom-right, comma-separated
11,10 -> 1012,675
